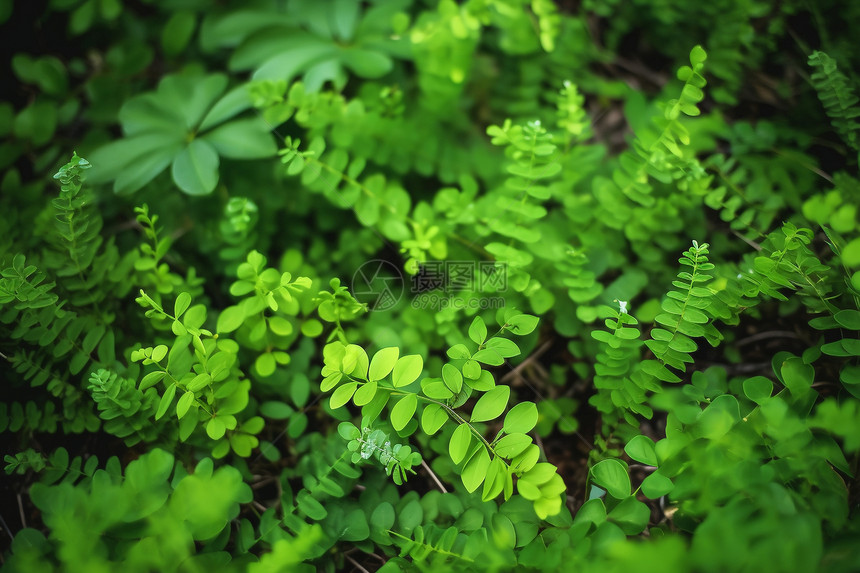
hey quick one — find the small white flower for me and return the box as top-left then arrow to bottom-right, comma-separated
618,300 -> 628,314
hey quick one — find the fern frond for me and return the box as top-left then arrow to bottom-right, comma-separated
49,153 -> 100,272
0,253 -> 59,309
280,135 -> 412,243
744,223 -> 835,313
590,303 -> 649,427
10,350 -> 81,400
645,241 -> 722,372
4,447 -> 122,487
391,524 -> 476,566
1,254 -> 116,388
556,80 -> 592,145
613,46 -> 709,207
482,118 -> 560,294
809,51 -> 860,154
0,400 -> 100,434
88,369 -> 160,445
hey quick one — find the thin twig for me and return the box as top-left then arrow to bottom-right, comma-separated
16,494 -> 26,529
421,460 -> 447,493
732,230 -> 762,251
252,501 -> 267,513
345,554 -> 371,573
250,476 -> 279,490
735,330 -> 800,347
499,339 -> 553,386
0,511 -> 14,541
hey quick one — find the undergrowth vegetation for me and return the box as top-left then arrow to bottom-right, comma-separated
2,0 -> 860,571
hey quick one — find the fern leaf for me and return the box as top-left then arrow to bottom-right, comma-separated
646,241 -> 722,372
809,51 -> 860,154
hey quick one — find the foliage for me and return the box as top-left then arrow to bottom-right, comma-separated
2,1 -> 860,572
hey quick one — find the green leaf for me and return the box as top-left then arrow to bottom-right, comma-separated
608,495 -> 650,535
421,403 -> 448,435
472,348 -> 504,366
484,337 -> 520,358
199,85 -> 253,131
842,237 -> 860,267
506,313 -> 539,335
341,48 -> 393,78
140,371 -> 166,391
421,378 -> 454,400
218,306 -> 246,333
171,139 -> 219,195
449,423 -> 472,464
640,471 -> 674,498
462,360 -> 481,380
206,417 -> 227,440
155,384 -> 177,420
174,292 -> 192,318
202,118 -> 277,159
780,357 -> 814,396
369,347 -> 398,381
261,401 -> 294,420
624,435 -> 658,466
330,382 -> 358,409
162,11 -> 196,57
297,490 -> 327,520
462,446 -> 491,493
503,402 -> 538,434
495,433 -> 531,458
743,376 -> 773,404
392,355 -> 423,388
371,502 -> 395,531
391,394 -> 418,431
176,391 -> 195,419
572,498 -> 606,528
353,380 -> 377,406
834,309 -> 860,330
590,459 -> 630,499
267,316 -> 293,336
690,45 -> 707,66
442,363 -> 463,393
342,509 -> 370,542
482,457 -> 507,501
151,345 -> 168,363
255,353 -> 276,377
471,385 -> 510,423
469,316 -> 487,344
447,344 -> 471,359
398,499 -> 423,533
